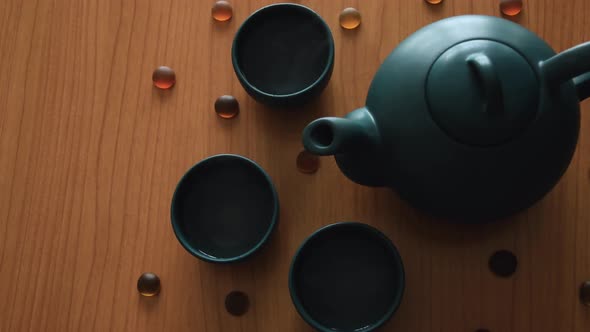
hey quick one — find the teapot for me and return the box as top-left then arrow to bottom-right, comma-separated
302,15 -> 590,222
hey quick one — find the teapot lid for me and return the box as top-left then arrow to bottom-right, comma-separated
426,40 -> 539,146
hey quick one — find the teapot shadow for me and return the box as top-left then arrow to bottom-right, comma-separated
392,192 -> 526,247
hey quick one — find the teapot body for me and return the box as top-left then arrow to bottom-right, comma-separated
303,15 -> 588,221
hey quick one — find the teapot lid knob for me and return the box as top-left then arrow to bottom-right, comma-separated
426,39 -> 539,146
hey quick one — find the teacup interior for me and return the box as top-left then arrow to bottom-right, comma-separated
291,224 -> 403,331
172,156 -> 276,259
234,5 -> 331,95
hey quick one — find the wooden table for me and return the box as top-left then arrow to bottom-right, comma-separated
1,0 -> 589,331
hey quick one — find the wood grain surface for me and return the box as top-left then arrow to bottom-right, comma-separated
1,0 -> 589,331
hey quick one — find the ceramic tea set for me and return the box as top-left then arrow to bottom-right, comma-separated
171,3 -> 590,332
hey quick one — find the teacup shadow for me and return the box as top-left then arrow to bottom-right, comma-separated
292,313 -> 316,332
253,83 -> 335,142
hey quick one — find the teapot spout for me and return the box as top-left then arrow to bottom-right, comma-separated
302,107 -> 387,187
302,108 -> 379,156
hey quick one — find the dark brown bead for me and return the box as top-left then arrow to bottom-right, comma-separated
225,291 -> 249,316
580,281 -> 590,306
489,250 -> 517,277
152,66 -> 176,89
296,150 -> 320,174
137,272 -> 161,296
215,95 -> 239,119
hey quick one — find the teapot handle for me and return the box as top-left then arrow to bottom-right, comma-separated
573,72 -> 590,101
466,53 -> 504,114
541,41 -> 590,101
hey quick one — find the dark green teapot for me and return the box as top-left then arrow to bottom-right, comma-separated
302,15 -> 590,222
